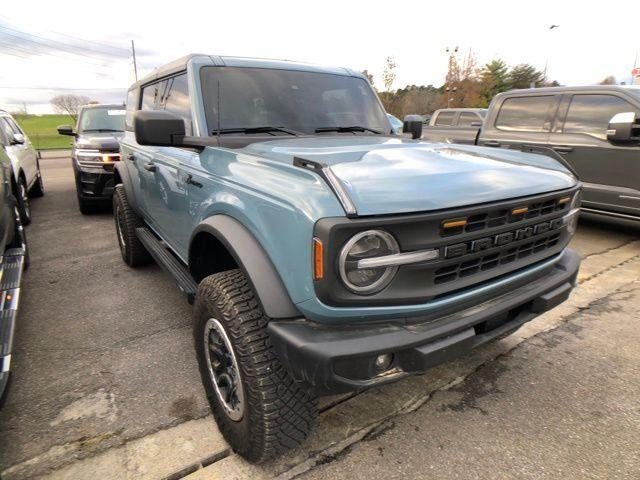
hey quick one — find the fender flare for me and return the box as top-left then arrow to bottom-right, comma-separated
113,162 -> 140,213
190,215 -> 300,319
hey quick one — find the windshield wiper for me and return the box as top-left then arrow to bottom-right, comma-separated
82,129 -> 123,133
215,126 -> 302,136
315,126 -> 383,134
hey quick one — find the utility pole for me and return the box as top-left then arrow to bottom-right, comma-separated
131,40 -> 138,82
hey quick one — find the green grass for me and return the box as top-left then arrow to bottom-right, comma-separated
12,114 -> 75,150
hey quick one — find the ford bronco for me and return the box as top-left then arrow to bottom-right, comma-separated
113,54 -> 581,462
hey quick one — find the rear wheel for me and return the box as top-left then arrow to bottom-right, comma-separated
194,269 -> 317,463
15,176 -> 31,226
113,185 -> 151,267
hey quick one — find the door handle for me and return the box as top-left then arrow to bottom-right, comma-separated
551,145 -> 574,153
143,162 -> 157,172
127,153 -> 136,162
185,174 -> 202,188
483,140 -> 501,147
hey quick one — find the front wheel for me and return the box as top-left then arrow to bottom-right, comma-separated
113,185 -> 151,267
15,177 -> 31,226
194,269 -> 317,463
28,163 -> 44,198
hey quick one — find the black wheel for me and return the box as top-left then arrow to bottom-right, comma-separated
28,162 -> 44,198
9,206 -> 29,270
113,185 -> 151,267
194,270 -> 317,463
77,195 -> 97,215
15,176 -> 31,226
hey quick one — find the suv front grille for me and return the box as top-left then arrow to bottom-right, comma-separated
434,232 -> 561,284
441,195 -> 570,237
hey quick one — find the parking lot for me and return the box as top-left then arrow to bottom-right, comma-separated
0,155 -> 639,480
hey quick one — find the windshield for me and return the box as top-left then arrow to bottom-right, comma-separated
200,66 -> 390,135
78,107 -> 125,133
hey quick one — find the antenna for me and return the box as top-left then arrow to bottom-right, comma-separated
131,40 -> 138,81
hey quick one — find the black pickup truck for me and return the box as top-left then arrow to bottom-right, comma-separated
421,86 -> 640,221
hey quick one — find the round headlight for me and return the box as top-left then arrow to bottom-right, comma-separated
338,230 -> 399,294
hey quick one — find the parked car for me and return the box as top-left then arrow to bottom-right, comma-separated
58,104 -> 125,214
113,54 -> 581,462
429,108 -> 487,127
0,110 -> 45,225
387,113 -> 403,134
0,126 -> 29,403
422,86 -> 640,221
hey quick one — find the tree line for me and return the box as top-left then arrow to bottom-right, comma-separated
369,51 -> 617,120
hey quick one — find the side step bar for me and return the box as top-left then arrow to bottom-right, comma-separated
135,228 -> 198,304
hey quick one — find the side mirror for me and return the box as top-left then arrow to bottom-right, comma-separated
403,114 -> 423,139
11,133 -> 25,145
57,125 -> 76,137
134,110 -> 186,146
606,112 -> 640,144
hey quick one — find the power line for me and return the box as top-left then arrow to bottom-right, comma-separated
0,23 -> 129,61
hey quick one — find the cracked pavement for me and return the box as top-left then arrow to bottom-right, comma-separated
0,156 -> 639,480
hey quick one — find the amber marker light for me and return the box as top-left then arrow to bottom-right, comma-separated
511,206 -> 529,215
313,237 -> 324,280
442,218 -> 467,229
558,196 -> 571,204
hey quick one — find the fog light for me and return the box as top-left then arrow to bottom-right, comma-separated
374,353 -> 393,372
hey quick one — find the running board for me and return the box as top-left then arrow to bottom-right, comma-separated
135,228 -> 198,304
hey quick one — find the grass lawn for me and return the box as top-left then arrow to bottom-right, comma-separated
12,114 -> 75,150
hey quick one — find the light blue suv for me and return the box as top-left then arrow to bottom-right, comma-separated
114,54 -> 582,462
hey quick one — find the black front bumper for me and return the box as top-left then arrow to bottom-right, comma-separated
73,161 -> 116,202
268,249 -> 580,395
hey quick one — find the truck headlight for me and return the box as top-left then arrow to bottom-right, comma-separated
338,230 -> 399,294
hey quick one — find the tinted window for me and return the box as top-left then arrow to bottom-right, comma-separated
563,94 -> 640,140
435,111 -> 455,126
458,112 -> 482,126
4,117 -> 23,135
200,66 -> 389,134
125,89 -> 137,130
141,82 -> 160,111
158,74 -> 192,135
0,118 -> 16,141
496,96 -> 556,132
78,107 -> 125,133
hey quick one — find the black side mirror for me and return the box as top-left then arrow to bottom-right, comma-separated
403,115 -> 423,139
134,111 -> 186,146
606,112 -> 640,144
57,125 -> 76,137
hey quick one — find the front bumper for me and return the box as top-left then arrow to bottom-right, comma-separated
73,160 -> 116,201
268,248 -> 580,395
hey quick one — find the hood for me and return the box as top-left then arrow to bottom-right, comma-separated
243,137 -> 577,216
75,131 -> 124,151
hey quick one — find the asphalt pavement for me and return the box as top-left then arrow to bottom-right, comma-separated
0,156 -> 638,480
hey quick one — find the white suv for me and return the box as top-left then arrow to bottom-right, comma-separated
0,111 -> 44,224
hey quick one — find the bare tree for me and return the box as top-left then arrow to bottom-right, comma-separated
598,76 -> 616,85
382,57 -> 397,92
50,94 -> 92,121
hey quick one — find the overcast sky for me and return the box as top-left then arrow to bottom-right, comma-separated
1,1 -> 637,114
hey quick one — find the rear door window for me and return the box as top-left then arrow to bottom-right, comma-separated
495,96 -> 556,132
434,111 -> 455,126
563,94 -> 640,140
158,74 -> 192,135
458,112 -> 481,126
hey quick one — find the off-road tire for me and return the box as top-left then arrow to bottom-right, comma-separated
194,270 -> 317,463
77,195 -> 98,215
28,163 -> 44,198
15,176 -> 31,226
113,185 -> 151,267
